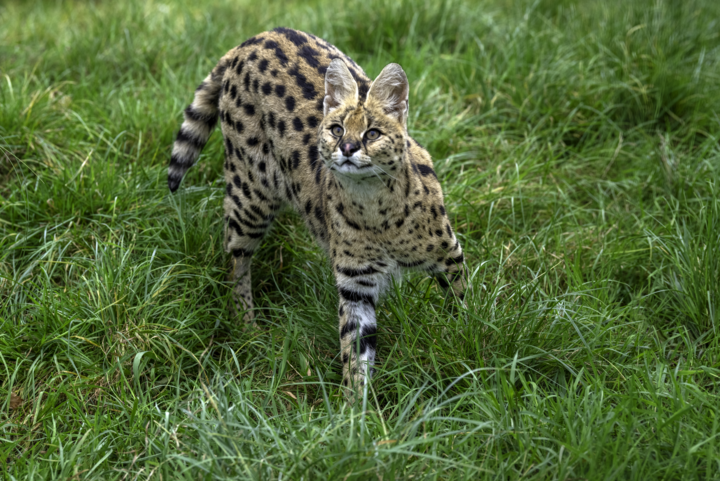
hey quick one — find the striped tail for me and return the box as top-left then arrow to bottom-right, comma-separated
168,64 -> 226,192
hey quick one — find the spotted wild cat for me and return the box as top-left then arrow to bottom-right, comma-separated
168,28 -> 467,395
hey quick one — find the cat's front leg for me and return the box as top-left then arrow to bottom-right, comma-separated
334,264 -> 385,398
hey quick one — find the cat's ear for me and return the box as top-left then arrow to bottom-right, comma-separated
367,63 -> 409,126
324,59 -> 358,117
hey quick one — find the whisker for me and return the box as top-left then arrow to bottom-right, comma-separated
373,164 -> 399,182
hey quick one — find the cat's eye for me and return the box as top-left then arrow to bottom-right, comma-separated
365,129 -> 381,140
330,125 -> 344,137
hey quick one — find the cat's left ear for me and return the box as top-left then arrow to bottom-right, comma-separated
367,63 -> 409,126
324,59 -> 358,117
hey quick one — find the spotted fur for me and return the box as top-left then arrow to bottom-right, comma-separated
168,28 -> 467,397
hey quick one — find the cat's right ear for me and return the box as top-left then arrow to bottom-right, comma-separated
324,59 -> 358,117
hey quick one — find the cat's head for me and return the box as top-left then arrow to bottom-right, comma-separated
318,59 -> 409,181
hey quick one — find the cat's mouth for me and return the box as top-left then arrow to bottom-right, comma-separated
334,160 -> 371,172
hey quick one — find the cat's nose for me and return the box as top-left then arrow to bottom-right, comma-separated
342,142 -> 360,157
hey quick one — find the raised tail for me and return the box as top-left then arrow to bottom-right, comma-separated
167,64 -> 226,192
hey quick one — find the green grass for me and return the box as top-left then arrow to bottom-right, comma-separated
1,0 -> 720,478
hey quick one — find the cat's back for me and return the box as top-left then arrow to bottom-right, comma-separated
218,28 -> 370,129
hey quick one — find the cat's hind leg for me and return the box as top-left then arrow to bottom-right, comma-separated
222,145 -> 283,324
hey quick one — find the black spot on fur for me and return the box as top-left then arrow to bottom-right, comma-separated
291,150 -> 301,170
243,104 -> 255,116
252,79 -> 259,93
340,319 -> 358,338
247,137 -> 260,147
338,288 -> 375,307
398,259 -> 426,268
184,106 -> 217,128
229,85 -> 238,99
243,73 -> 251,91
271,69 -> 278,77
357,325 -> 377,354
214,64 -> 226,80
248,51 -> 258,62
261,82 -> 272,95
278,120 -> 286,137
175,129 -> 203,149
314,205 -> 324,223
228,218 -> 244,237
446,253 -> 464,266
285,96 -> 296,112
288,65 -> 318,100
258,59 -> 269,73
293,117 -> 304,131
240,36 -> 262,47
242,182 -> 252,199
232,247 -> 253,257
273,45 -> 289,66
306,116 -> 319,128
268,112 -> 276,129
274,27 -> 307,46
337,265 -> 378,277
335,203 -> 361,230
436,275 -> 450,289
242,207 -> 259,222
275,84 -> 286,98
302,133 -> 311,145
308,145 -> 319,168
298,45 -> 321,69
249,204 -> 267,219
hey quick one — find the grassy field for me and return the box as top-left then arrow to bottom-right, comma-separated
1,0 -> 720,478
